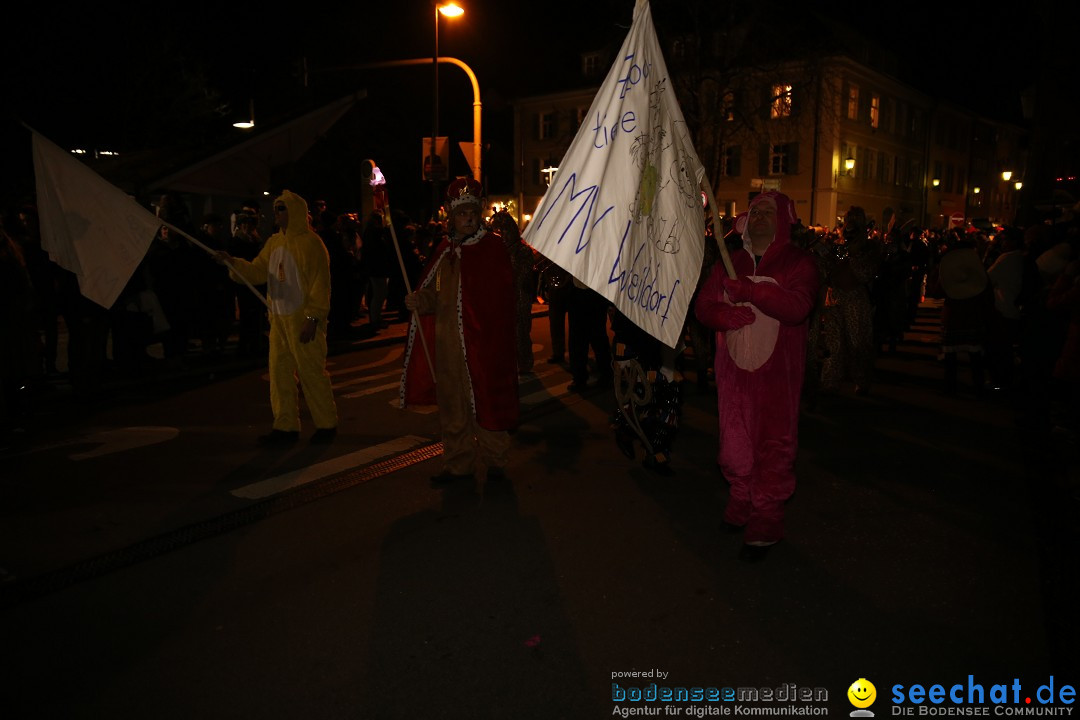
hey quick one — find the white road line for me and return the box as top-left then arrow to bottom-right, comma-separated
332,368 -> 402,391
342,381 -> 402,399
327,348 -> 403,377
230,435 -> 430,500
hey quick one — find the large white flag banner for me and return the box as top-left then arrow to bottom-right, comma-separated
522,0 -> 705,349
32,130 -> 163,309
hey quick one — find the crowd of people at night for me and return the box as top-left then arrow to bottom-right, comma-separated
2,185 -> 1078,560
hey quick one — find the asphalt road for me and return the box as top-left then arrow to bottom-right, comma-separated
1,303 -> 1077,718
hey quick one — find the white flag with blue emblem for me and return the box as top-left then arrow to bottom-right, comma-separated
522,0 -> 705,349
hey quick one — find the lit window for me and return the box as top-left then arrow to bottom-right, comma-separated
847,83 -> 860,120
722,91 -> 735,122
870,94 -> 880,129
770,84 -> 793,119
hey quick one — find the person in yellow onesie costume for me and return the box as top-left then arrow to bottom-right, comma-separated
216,190 -> 338,446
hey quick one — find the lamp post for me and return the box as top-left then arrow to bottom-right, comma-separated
432,2 -> 464,220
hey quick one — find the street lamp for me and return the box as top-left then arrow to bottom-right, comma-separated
432,2 -> 464,219
232,99 -> 255,130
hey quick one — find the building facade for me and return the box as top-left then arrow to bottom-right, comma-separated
513,53 -> 1028,234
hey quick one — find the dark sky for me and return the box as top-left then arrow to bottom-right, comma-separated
0,0 -> 1064,214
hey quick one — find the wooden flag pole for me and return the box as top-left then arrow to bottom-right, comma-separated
700,173 -> 737,280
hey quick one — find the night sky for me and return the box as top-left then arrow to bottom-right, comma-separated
0,0 -> 1063,218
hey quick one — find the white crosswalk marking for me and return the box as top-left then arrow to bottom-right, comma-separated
230,435 -> 430,499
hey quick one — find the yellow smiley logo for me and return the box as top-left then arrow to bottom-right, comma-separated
848,678 -> 877,709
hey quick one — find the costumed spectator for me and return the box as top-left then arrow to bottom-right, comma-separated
610,309 -> 683,475
227,210 -> 268,359
686,222 -> 721,394
1016,230 -> 1072,429
694,191 -> 819,563
792,222 -> 829,411
216,190 -> 338,446
148,192 -> 200,367
1047,254 -> 1080,435
325,212 -> 363,340
934,238 -> 994,397
387,209 -> 423,322
400,178 -> 519,483
873,221 -> 916,355
538,255 -> 572,365
13,205 -> 61,376
0,222 -> 42,441
193,214 -> 233,356
567,278 -> 614,393
985,227 -> 1025,392
818,206 -> 881,396
109,261 -> 166,374
361,211 -> 394,331
490,210 -> 537,374
902,223 -> 930,327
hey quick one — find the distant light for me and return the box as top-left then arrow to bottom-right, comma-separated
1014,181 -> 1023,190
233,120 -> 255,129
932,178 -> 940,187
844,156 -> 855,171
72,148 -> 87,154
1001,171 -> 1012,181
973,187 -> 980,194
438,3 -> 464,17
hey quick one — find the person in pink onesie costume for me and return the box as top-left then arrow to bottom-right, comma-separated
694,191 -> 820,562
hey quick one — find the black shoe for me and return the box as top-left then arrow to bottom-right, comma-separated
310,427 -> 337,444
430,470 -> 474,485
738,543 -> 775,563
257,429 -> 299,447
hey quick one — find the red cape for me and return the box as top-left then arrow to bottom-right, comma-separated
400,231 -> 520,430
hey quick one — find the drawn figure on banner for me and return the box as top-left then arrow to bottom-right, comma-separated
629,78 -> 670,254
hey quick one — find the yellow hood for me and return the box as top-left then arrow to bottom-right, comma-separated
276,189 -> 311,237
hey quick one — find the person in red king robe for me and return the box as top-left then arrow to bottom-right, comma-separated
400,177 -> 519,483
694,191 -> 820,562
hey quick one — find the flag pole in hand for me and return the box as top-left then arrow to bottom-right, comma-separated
163,221 -> 269,309
368,161 -> 436,385
700,174 -> 737,280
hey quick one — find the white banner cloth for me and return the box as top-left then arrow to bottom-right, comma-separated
522,0 -> 705,348
32,131 -> 162,309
